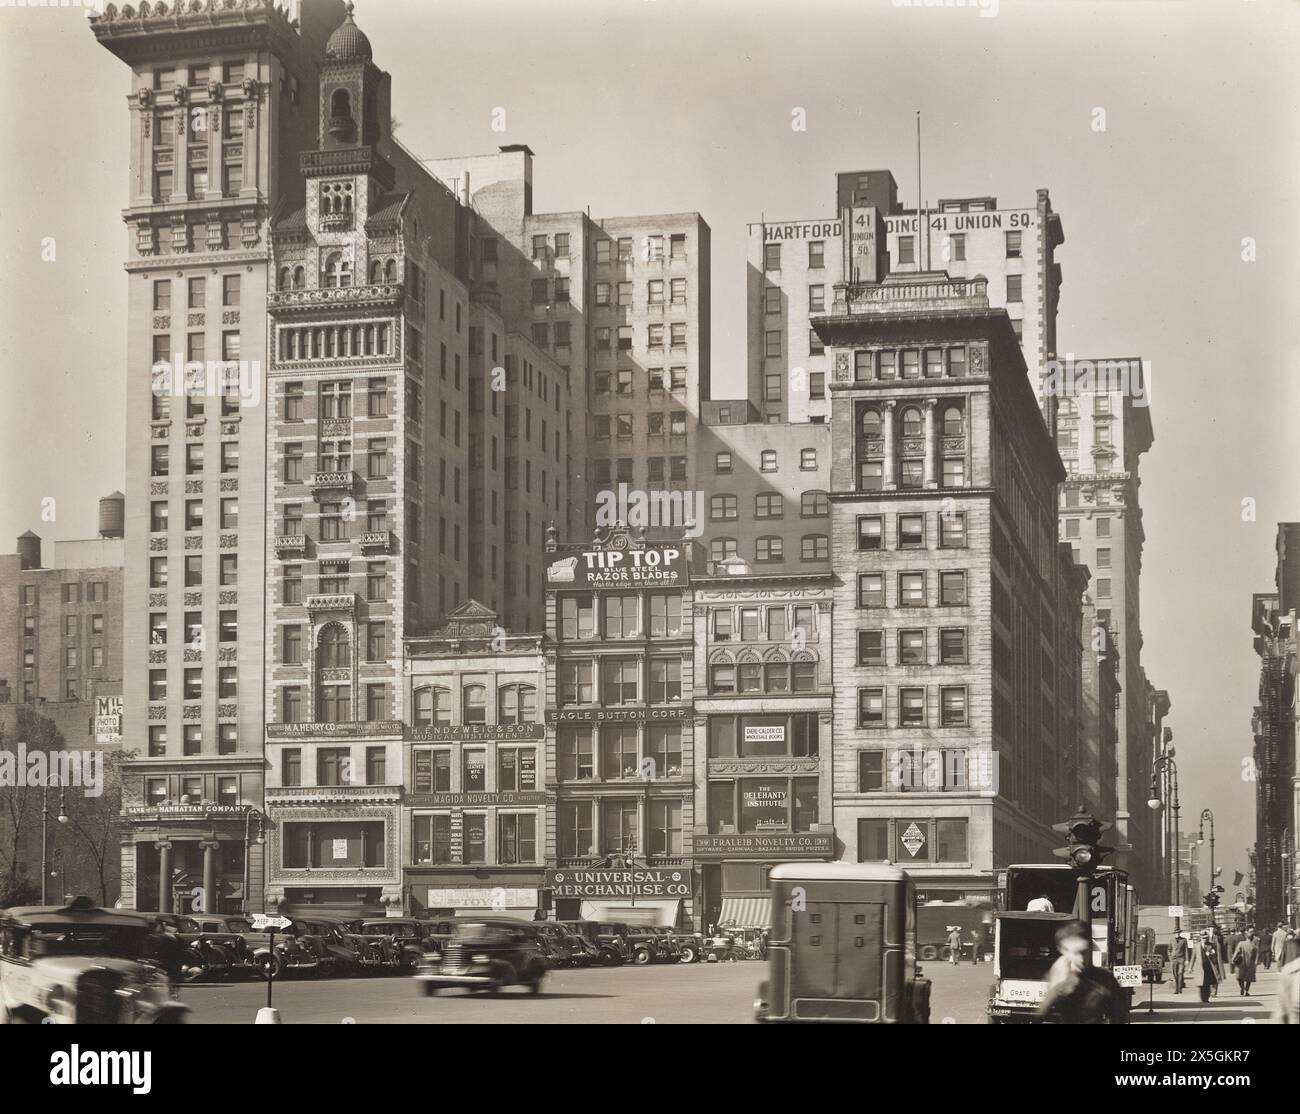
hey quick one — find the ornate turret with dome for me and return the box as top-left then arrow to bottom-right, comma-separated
325,3 -> 373,63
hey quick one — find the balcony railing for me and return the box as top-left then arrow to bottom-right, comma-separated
828,273 -> 989,316
305,592 -> 357,613
311,470 -> 356,495
274,534 -> 307,557
359,530 -> 392,553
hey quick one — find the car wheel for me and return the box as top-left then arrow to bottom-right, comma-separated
679,946 -> 697,964
633,947 -> 652,966
920,945 -> 940,962
259,953 -> 285,980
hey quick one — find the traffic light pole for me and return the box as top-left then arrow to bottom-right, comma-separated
1077,875 -> 1093,967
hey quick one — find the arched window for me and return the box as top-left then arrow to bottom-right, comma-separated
760,449 -> 777,473
901,407 -> 923,437
462,684 -> 487,724
413,686 -> 452,726
369,259 -> 383,284
318,624 -> 351,669
709,537 -> 738,563
292,266 -> 305,290
323,252 -> 351,289
498,684 -> 537,725
278,266 -> 291,292
384,259 -> 397,283
860,408 -> 882,437
943,406 -> 964,436
710,493 -> 738,520
801,490 -> 829,517
330,88 -> 352,121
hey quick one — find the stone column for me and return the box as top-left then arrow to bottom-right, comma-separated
882,401 -> 897,489
155,840 -> 173,914
924,398 -> 939,489
200,837 -> 221,914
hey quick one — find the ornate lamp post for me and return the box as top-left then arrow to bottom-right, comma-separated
1197,808 -> 1218,897
1147,750 -> 1180,908
40,785 -> 68,904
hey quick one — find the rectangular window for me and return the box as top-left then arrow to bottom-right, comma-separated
1006,274 -> 1023,303
858,688 -> 884,728
1006,230 -> 1022,258
899,572 -> 926,607
900,688 -> 926,727
939,571 -> 966,606
857,630 -> 884,666
940,687 -> 967,727
898,629 -> 926,665
898,514 -> 925,548
939,628 -> 967,665
859,751 -> 885,792
858,573 -> 884,608
940,512 -> 966,548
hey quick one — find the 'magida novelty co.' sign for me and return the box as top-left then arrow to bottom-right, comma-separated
546,545 -> 687,588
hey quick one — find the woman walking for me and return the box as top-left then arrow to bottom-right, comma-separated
1230,928 -> 1259,996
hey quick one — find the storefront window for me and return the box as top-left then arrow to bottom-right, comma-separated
558,726 -> 593,780
601,725 -> 639,779
793,777 -> 818,832
464,813 -> 486,864
499,813 -> 536,864
648,799 -> 682,855
708,781 -> 735,833
559,801 -> 593,857
645,726 -> 682,778
498,747 -> 537,791
858,819 -> 890,863
463,749 -> 487,791
413,749 -> 451,793
602,800 -> 638,854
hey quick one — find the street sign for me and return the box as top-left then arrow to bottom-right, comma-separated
249,914 -> 292,930
1114,965 -> 1142,988
901,822 -> 926,857
1167,905 -> 1184,919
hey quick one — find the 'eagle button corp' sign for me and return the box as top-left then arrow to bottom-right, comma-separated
901,822 -> 926,858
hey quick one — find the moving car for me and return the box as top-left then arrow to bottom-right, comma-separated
415,918 -> 550,995
535,922 -> 591,967
0,896 -> 189,1024
345,919 -> 427,973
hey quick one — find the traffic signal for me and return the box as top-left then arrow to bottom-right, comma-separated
1052,807 -> 1113,874
1204,889 -> 1222,910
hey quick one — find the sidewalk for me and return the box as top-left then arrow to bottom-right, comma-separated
1131,962 -> 1281,1024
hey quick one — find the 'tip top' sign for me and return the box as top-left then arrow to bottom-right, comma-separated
547,545 -> 688,588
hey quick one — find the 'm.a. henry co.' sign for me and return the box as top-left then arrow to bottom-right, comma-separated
545,868 -> 690,899
547,545 -> 687,588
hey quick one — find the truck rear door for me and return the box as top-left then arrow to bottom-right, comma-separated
790,901 -> 883,1003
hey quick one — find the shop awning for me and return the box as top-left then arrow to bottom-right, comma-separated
717,896 -> 771,930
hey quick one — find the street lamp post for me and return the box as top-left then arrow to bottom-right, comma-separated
1147,751 -> 1180,911
242,809 -> 265,917
40,785 -> 69,905
1197,808 -> 1217,901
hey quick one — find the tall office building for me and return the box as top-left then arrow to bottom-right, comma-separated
1055,361 -> 1160,889
426,150 -> 711,539
92,0 -> 350,915
816,267 -> 1081,900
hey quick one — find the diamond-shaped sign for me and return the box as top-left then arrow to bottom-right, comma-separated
901,822 -> 925,858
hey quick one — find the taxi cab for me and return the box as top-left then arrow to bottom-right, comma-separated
0,896 -> 188,1024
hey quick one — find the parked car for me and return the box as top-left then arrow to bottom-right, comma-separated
535,922 -> 590,968
343,919 -> 426,974
670,928 -> 705,963
560,920 -> 630,966
625,924 -> 675,965
415,918 -> 550,996
174,915 -> 255,982
0,896 -> 189,1024
648,926 -> 683,963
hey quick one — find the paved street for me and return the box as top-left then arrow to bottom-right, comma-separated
178,958 -> 1289,1024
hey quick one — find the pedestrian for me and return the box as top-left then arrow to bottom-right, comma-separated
1230,928 -> 1259,996
1187,931 -> 1220,1004
1026,894 -> 1054,912
945,925 -> 962,965
1286,929 -> 1300,965
1260,929 -> 1273,971
1169,932 -> 1188,994
1036,920 -> 1127,1024
1271,922 -> 1289,970
1274,954 -> 1300,1024
1211,927 -> 1227,996
969,927 -> 981,964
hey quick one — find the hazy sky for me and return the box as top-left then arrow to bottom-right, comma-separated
3,0 -> 1297,886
